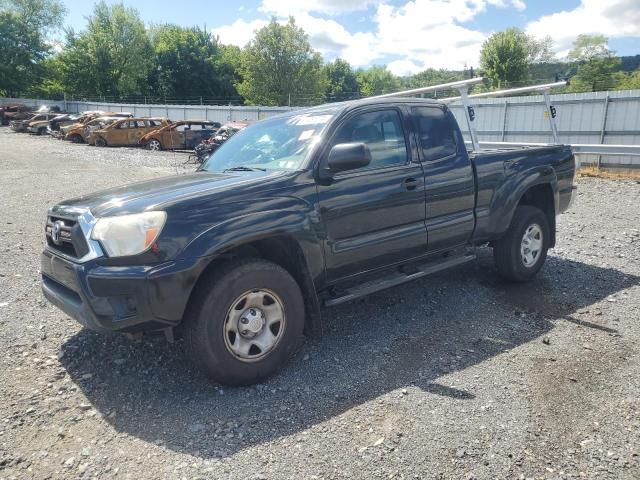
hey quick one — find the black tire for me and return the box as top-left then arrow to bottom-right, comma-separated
184,258 -> 305,385
38,127 -> 47,135
493,205 -> 550,282
94,136 -> 107,147
69,134 -> 84,144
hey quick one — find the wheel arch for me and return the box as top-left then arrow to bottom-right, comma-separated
517,183 -> 556,247
490,168 -> 559,247
184,233 -> 322,338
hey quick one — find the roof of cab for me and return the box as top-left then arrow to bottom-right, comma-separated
273,97 -> 446,120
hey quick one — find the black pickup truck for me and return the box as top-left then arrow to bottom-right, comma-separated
41,98 -> 577,385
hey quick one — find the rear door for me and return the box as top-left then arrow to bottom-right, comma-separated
127,120 -> 151,145
108,121 -> 129,146
411,106 -> 475,252
316,107 -> 428,282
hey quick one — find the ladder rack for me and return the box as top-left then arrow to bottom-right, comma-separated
372,78 -> 639,160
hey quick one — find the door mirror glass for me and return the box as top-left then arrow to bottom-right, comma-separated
319,143 -> 371,181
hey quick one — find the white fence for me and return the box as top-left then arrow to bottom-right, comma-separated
4,89 -> 640,167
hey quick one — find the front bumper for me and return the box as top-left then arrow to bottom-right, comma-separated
41,249 -> 207,333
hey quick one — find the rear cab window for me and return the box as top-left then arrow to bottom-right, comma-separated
411,106 -> 458,161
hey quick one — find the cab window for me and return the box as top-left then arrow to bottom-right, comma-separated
411,106 -> 458,161
332,109 -> 408,171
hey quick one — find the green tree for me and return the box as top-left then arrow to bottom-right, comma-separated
356,65 -> 400,97
0,0 -> 66,96
215,44 -> 245,103
480,28 -> 554,88
58,2 -> 153,98
567,34 -> 621,92
404,69 -> 464,89
323,58 -> 360,102
403,68 -> 467,97
26,55 -> 65,98
614,68 -> 640,90
237,18 -> 326,106
147,25 -> 239,102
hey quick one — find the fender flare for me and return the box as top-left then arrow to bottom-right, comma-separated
180,209 -> 325,335
490,166 -> 559,236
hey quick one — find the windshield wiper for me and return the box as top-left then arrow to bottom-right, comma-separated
223,166 -> 267,172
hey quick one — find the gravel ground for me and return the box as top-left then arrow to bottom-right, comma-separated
1,127 -> 639,480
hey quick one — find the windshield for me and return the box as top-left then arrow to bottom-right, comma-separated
200,111 -> 335,172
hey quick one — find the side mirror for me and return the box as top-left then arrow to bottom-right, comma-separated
318,143 -> 371,181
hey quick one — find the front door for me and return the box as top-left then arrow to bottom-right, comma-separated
316,107 -> 427,282
410,105 -> 475,252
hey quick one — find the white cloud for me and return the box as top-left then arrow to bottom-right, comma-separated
259,0 -> 376,16
214,0 -> 534,73
213,18 -> 268,47
526,0 -> 640,57
293,14 -> 379,65
371,1 -> 490,72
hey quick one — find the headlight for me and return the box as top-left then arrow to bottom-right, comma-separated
91,211 -> 166,257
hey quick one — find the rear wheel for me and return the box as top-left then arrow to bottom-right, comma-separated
145,139 -> 162,151
94,136 -> 107,147
38,127 -> 47,135
184,259 -> 305,385
493,205 -> 549,282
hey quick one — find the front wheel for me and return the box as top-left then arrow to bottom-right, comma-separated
145,139 -> 161,151
184,259 -> 305,385
94,136 -> 107,147
493,205 -> 550,282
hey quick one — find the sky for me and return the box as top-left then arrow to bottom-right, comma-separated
60,0 -> 640,76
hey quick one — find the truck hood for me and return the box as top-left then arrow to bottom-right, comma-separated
54,171 -> 287,218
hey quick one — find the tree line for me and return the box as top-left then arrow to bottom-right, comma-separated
2,0 -> 640,106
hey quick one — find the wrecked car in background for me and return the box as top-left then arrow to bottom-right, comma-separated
1,103 -> 31,126
190,121 -> 250,163
140,120 -> 221,151
59,112 -> 132,141
92,118 -> 172,147
27,113 -> 69,135
47,113 -> 83,134
10,113 -> 59,133
82,117 -> 134,145
212,121 -> 249,143
65,116 -> 127,144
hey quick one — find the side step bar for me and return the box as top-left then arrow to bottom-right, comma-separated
324,253 -> 476,307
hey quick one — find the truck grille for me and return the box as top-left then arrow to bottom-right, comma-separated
45,215 -> 90,259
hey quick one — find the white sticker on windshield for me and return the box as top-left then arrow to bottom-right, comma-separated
298,129 -> 315,141
278,160 -> 297,169
291,115 -> 333,126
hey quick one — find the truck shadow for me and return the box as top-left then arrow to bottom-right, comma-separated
59,251 -> 638,459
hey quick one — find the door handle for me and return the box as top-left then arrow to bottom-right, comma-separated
404,178 -> 418,190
